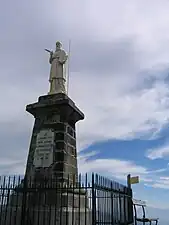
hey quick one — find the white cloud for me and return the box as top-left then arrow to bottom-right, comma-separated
145,180 -> 169,190
71,73 -> 169,149
0,158 -> 21,167
77,153 -> 169,190
146,143 -> 169,160
1,0 -> 169,198
0,158 -> 26,175
78,153 -> 149,181
1,0 -> 169,150
144,176 -> 169,191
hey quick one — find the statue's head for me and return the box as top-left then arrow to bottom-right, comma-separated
56,41 -> 62,50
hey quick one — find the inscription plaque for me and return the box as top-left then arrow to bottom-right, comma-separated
33,129 -> 54,168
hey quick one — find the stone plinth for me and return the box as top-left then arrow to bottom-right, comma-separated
25,93 -> 84,183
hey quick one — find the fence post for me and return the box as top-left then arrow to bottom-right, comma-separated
111,182 -> 114,225
127,174 -> 133,224
92,173 -> 96,225
20,177 -> 27,225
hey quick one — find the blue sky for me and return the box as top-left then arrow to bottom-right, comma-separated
1,0 -> 169,223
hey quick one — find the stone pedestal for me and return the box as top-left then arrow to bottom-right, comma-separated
25,93 -> 84,182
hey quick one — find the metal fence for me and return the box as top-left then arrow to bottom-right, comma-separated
0,174 -> 133,225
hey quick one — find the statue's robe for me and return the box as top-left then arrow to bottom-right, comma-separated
49,49 -> 68,94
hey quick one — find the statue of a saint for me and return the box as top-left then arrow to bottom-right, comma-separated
48,41 -> 68,95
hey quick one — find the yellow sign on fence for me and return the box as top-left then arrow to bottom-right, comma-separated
130,176 -> 139,184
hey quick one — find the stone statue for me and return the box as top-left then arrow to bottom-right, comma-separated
46,41 -> 68,95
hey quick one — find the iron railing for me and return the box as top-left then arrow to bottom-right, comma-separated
0,173 -> 133,225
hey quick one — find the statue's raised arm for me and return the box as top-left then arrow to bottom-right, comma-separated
47,41 -> 68,95
49,51 -> 53,64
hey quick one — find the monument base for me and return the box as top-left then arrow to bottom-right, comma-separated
25,93 -> 84,184
0,187 -> 91,225
0,206 -> 92,225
